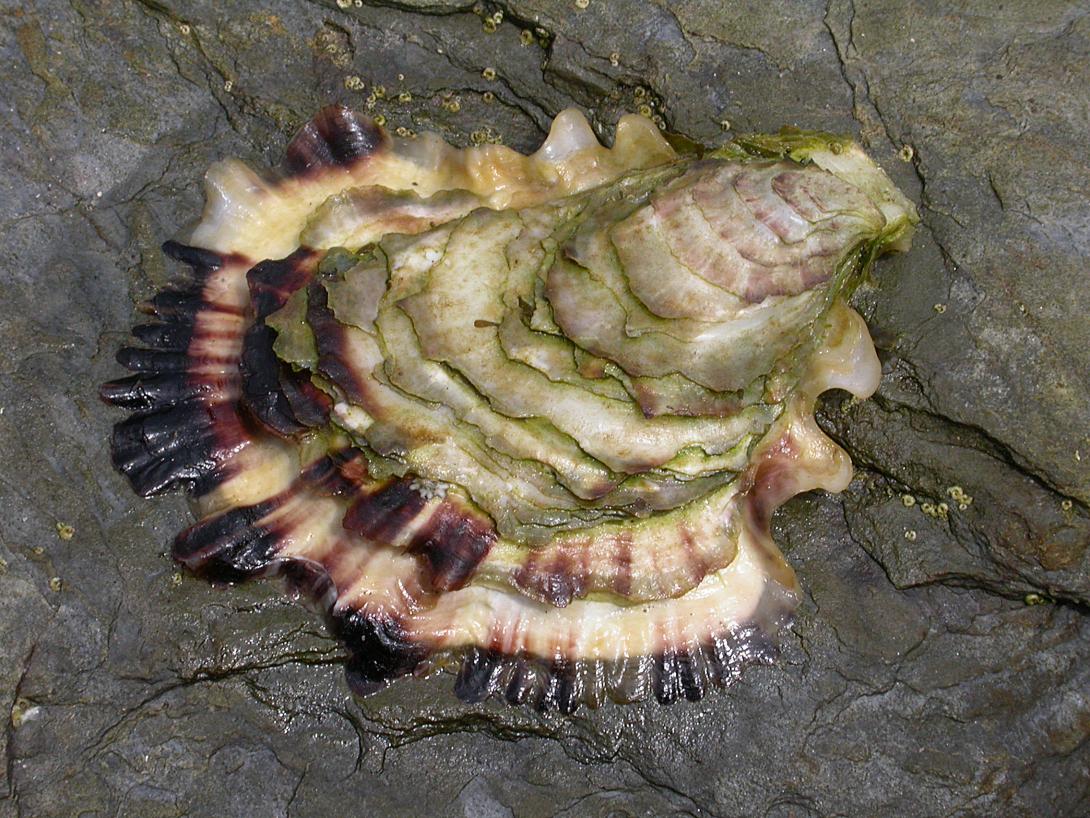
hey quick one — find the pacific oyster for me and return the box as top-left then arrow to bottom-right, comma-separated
102,106 -> 917,711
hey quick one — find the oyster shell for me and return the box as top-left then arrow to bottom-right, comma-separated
101,106 -> 917,711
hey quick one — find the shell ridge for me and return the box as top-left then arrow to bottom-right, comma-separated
281,104 -> 389,179
101,242 -> 251,498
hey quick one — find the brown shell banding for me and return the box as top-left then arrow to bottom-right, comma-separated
476,302 -> 878,607
104,106 -> 904,710
414,303 -> 878,659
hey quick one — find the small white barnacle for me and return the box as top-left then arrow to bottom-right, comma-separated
947,485 -> 973,510
409,478 -> 450,501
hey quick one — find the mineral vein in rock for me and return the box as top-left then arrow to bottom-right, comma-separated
101,106 -> 917,711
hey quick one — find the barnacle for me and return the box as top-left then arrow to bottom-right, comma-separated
101,106 -> 917,711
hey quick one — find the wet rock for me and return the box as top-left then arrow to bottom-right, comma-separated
1,1 -> 1086,816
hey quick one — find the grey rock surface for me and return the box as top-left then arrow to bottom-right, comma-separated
1,1 -> 1087,816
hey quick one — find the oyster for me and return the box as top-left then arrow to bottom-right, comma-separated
101,106 -> 917,711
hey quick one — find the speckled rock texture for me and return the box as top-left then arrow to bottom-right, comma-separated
1,1 -> 1087,816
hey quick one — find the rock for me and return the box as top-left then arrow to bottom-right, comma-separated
0,1 -> 1086,816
